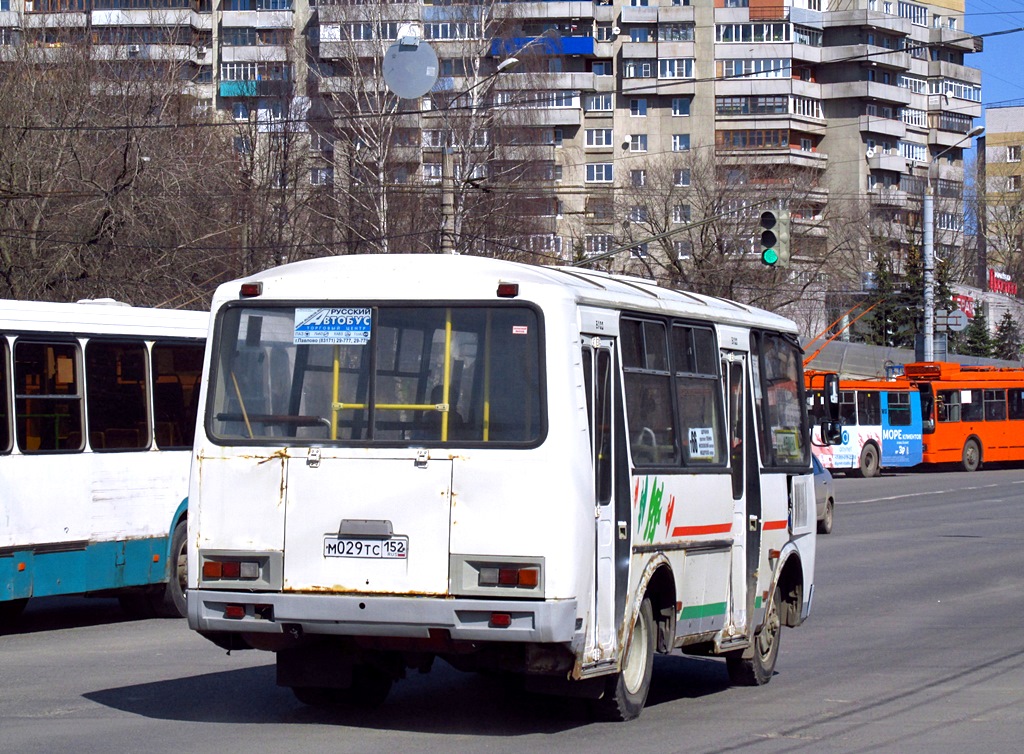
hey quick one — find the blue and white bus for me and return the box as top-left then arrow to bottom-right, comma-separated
0,299 -> 207,627
808,375 -> 922,477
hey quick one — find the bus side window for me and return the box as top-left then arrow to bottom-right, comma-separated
86,341 -> 149,451
0,339 -> 10,453
838,391 -> 857,425
621,318 -> 677,466
887,392 -> 911,426
984,389 -> 1007,422
1010,389 -> 1024,421
857,391 -> 880,426
14,341 -> 84,453
938,390 -> 959,422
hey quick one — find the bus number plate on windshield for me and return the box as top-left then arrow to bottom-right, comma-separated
324,536 -> 408,559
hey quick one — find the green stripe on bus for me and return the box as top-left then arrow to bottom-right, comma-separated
679,602 -> 728,620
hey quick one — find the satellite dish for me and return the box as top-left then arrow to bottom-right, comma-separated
383,38 -> 439,100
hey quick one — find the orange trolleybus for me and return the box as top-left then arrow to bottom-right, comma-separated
905,362 -> 1024,471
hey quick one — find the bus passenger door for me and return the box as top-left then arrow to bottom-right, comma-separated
582,338 -> 618,662
723,351 -> 759,637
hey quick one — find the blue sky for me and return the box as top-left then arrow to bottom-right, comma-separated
968,1 -> 1024,112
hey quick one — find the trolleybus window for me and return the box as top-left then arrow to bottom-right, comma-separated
209,304 -> 543,445
1010,388 -> 1024,421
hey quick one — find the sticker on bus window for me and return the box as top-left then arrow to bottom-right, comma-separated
294,307 -> 372,345
688,427 -> 716,460
512,325 -> 529,335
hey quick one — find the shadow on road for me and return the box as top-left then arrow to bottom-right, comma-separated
4,596 -> 131,636
83,653 -> 732,734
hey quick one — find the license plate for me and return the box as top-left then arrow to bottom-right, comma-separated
324,536 -> 408,559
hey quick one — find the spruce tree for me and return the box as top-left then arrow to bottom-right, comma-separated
993,312 -> 1024,361
954,308 -> 994,358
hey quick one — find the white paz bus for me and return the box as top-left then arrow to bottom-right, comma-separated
187,255 -> 839,721
1,299 -> 207,627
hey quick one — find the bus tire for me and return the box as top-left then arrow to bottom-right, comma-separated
118,520 -> 187,619
591,597 -> 655,722
157,519 -> 189,618
962,439 -> 982,472
726,586 -> 782,687
857,443 -> 880,478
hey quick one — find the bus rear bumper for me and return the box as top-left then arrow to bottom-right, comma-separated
188,589 -> 579,644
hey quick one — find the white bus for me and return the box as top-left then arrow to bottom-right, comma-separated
187,255 -> 838,720
0,299 -> 207,627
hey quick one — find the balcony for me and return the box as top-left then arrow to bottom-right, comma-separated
825,10 -> 910,35
821,80 -> 912,105
220,45 -> 290,63
929,26 -> 981,53
859,115 -> 907,139
620,6 -> 658,24
493,2 -> 595,21
867,149 -> 908,173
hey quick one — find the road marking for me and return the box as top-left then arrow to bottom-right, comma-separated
841,479 -> 1024,505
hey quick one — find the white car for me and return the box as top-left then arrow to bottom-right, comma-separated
812,455 -> 835,535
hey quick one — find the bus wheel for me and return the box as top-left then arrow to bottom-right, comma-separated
158,519 -> 189,618
857,444 -> 880,478
962,439 -> 982,472
118,521 -> 188,619
591,597 -> 655,722
727,586 -> 782,686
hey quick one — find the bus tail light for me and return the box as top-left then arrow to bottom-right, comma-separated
479,566 -> 539,588
202,558 -> 261,581
489,613 -> 512,628
496,282 -> 519,298
239,282 -> 262,297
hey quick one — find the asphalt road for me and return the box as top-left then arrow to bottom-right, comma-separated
2,468 -> 1023,753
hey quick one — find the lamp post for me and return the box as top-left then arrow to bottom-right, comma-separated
923,124 -> 984,361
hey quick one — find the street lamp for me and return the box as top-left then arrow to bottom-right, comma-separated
923,124 -> 984,361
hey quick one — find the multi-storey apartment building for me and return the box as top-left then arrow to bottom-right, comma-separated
972,104 -> 1024,334
0,0 -> 983,332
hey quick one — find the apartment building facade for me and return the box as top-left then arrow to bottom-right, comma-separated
0,0 -> 983,331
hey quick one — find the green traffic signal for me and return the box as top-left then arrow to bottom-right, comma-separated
761,247 -> 779,265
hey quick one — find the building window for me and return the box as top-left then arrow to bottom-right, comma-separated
310,167 -> 334,186
586,128 -> 614,147
674,169 -> 691,187
659,58 -> 694,79
674,240 -> 693,259
631,169 -> 647,187
593,61 -> 613,76
423,163 -> 442,183
673,204 -> 691,223
672,134 -> 690,152
658,23 -> 694,42
630,99 -> 648,117
623,60 -> 654,78
630,28 -> 651,43
672,97 -> 691,116
585,93 -> 613,112
630,134 -> 648,152
1008,145 -> 1021,163
628,206 -> 648,222
585,234 -> 615,256
586,163 -> 614,183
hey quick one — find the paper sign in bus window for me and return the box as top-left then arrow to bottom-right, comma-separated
688,427 -> 716,460
294,308 -> 372,345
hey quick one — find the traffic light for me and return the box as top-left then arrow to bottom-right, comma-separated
759,209 -> 791,267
